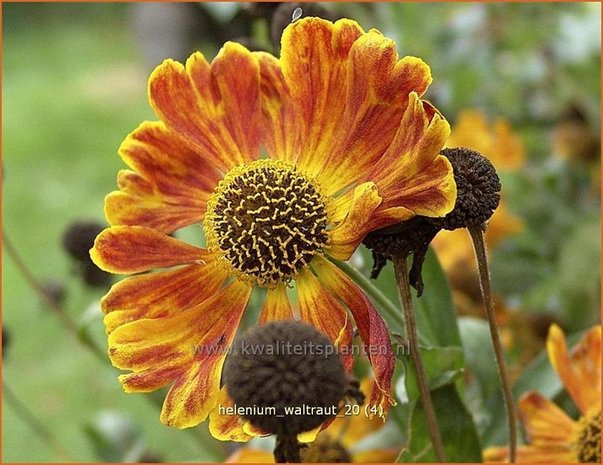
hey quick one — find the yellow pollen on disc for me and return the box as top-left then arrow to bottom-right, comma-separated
204,159 -> 330,287
575,408 -> 601,463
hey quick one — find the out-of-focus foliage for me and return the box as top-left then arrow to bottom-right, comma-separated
3,2 -> 600,462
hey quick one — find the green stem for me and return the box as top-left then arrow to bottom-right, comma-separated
3,228 -> 226,459
3,380 -> 77,461
393,255 -> 447,462
468,224 -> 517,463
2,229 -> 107,362
333,258 -> 433,348
333,259 -> 406,335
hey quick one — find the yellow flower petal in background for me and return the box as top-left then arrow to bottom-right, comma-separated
226,448 -> 274,463
484,324 -> 601,463
547,324 -> 601,415
446,109 -> 525,171
519,391 -> 577,446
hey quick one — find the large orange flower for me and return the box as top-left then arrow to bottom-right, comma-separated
91,17 -> 456,434
484,324 -> 601,462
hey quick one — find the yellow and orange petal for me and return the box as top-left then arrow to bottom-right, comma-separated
484,324 -> 601,463
149,45 -> 262,173
547,324 -> 601,415
484,444 -> 575,463
518,391 -> 577,447
109,280 -> 252,428
484,391 -> 579,463
258,17 -> 454,222
257,284 -> 294,325
91,225 -> 208,274
105,121 -> 223,233
297,268 -> 354,371
101,262 -> 228,334
312,257 -> 396,415
446,109 -> 525,171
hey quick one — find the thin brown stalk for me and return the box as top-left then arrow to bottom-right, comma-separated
393,254 -> 446,462
468,224 -> 517,463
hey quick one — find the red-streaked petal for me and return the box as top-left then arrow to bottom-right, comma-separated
119,365 -> 186,393
209,388 -> 252,442
312,257 -> 396,415
159,281 -> 252,428
107,280 -> 252,428
255,52 -> 300,163
119,121 -> 221,200
106,121 -> 224,233
149,45 -> 261,173
279,18 -> 364,171
115,169 -> 153,195
326,182 -> 383,261
315,32 -> 432,194
277,18 -> 434,196
518,391 -> 577,446
208,388 -> 267,442
296,269 -> 354,371
105,190 -> 204,234
547,324 -> 601,414
367,93 -> 456,218
108,281 -> 250,374
257,284 -> 294,324
371,94 -> 449,183
101,262 -> 228,334
378,153 -> 456,218
91,226 -> 207,274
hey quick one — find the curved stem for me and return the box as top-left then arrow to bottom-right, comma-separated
2,230 -> 106,362
3,380 -> 77,461
393,255 -> 446,462
468,224 -> 517,463
4,229 -> 227,459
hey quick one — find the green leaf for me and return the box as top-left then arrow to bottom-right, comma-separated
369,247 -> 461,348
398,384 -> 483,462
458,317 -> 500,403
397,346 -> 465,400
84,411 -> 147,462
413,250 -> 462,348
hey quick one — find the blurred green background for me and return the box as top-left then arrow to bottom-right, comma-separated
3,2 -> 600,462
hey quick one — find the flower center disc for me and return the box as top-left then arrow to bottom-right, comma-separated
576,409 -> 601,463
204,160 -> 329,287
